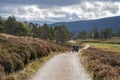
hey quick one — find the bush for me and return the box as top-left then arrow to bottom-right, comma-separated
0,33 -> 64,76
81,47 -> 120,80
0,65 -> 4,72
29,52 -> 37,60
12,56 -> 24,71
2,58 -> 14,73
0,65 -> 5,79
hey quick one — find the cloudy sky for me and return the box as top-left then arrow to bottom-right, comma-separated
0,0 -> 120,23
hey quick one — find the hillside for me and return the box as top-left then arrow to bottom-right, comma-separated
50,16 -> 120,32
0,33 -> 66,80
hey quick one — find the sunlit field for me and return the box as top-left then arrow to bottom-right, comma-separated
86,42 -> 120,53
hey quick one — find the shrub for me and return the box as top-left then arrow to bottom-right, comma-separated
0,66 -> 5,80
0,65 -> 4,72
0,33 -> 65,77
12,56 -> 24,71
81,47 -> 120,80
29,52 -> 37,60
2,58 -> 14,73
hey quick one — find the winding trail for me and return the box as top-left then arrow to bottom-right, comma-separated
29,45 -> 91,80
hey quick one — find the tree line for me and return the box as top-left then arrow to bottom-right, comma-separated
0,16 -> 120,42
71,27 -> 120,40
0,16 -> 70,45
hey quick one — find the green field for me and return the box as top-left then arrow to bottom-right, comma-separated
85,42 -> 120,53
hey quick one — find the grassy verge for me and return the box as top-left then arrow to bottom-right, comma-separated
7,52 -> 59,80
79,42 -> 120,80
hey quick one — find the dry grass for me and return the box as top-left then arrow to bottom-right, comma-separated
0,33 -> 67,80
7,52 -> 59,80
80,47 -> 120,80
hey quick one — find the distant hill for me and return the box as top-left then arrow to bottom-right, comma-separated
27,21 -> 54,25
50,16 -> 120,32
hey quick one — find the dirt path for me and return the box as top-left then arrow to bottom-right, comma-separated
29,45 -> 91,80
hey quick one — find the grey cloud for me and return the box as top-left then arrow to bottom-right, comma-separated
0,0 -> 81,6
42,13 -> 80,22
80,1 -> 119,17
53,11 -> 66,15
1,0 -> 119,7
0,0 -> 120,22
102,5 -> 119,13
88,0 -> 120,1
0,7 -> 15,15
17,8 -> 27,15
65,13 -> 80,20
80,4 -> 95,12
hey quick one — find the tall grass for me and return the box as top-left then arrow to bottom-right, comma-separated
80,47 -> 120,80
0,33 -> 66,80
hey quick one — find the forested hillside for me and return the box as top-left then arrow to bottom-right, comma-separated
0,16 -> 70,45
0,16 -> 120,41
51,16 -> 120,32
0,16 -> 71,80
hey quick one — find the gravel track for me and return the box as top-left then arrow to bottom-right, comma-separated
29,45 -> 91,80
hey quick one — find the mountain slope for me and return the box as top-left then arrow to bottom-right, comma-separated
50,16 -> 120,32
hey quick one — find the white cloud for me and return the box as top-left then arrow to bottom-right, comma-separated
0,1 -> 120,22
